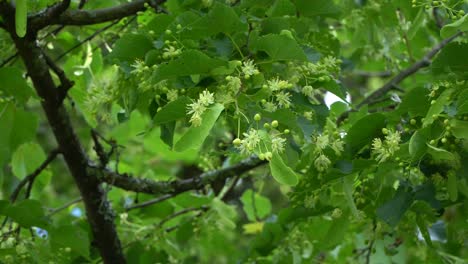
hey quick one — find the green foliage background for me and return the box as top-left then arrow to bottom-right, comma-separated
0,0 -> 468,263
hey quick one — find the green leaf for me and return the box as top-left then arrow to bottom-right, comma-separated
397,87 -> 430,117
50,225 -> 90,258
377,187 -> 414,227
440,14 -> 468,39
153,50 -> 227,82
108,33 -> 153,63
251,34 -> 307,61
450,120 -> 468,140
160,122 -> 176,148
11,142 -> 46,179
5,199 -> 47,228
423,89 -> 451,127
432,43 -> 468,78
153,96 -> 191,125
184,2 -> 247,39
293,0 -> 341,18
0,67 -> 34,104
269,152 -> 299,186
174,103 -> 224,151
343,176 -> 360,219
211,198 -> 237,229
345,113 -> 386,154
0,103 -> 38,167
267,0 -> 296,17
409,129 -> 428,161
426,144 -> 457,162
241,190 -> 272,221
15,0 -> 27,37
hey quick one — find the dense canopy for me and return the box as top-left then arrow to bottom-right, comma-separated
0,0 -> 467,263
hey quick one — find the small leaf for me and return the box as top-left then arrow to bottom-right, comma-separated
432,43 -> 468,78
423,89 -> 451,127
15,0 -> 27,37
377,187 -> 414,227
160,122 -> 176,148
345,113 -> 386,154
269,153 -> 299,186
409,129 -> 428,161
11,142 -> 46,179
108,34 -> 153,63
5,199 -> 47,228
440,14 -> 468,38
294,0 -> 341,18
426,144 -> 457,162
243,222 -> 264,234
450,120 -> 468,140
251,34 -> 307,61
50,225 -> 90,258
0,67 -> 34,104
153,96 -> 191,125
174,104 -> 224,151
241,190 -> 272,221
153,50 -> 227,82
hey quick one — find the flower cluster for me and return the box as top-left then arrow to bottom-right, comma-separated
162,45 -> 182,59
261,78 -> 294,112
372,129 -> 401,163
241,60 -> 259,79
311,119 -> 345,172
233,117 -> 288,160
186,90 -> 215,127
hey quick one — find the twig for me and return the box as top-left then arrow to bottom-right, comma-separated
9,149 -> 61,203
0,53 -> 18,68
433,7 -> 444,29
91,130 -> 110,167
42,51 -> 74,104
99,156 -> 266,196
125,194 -> 173,211
220,174 -> 241,201
365,220 -> 377,264
338,31 -> 464,124
357,31 -> 463,108
352,70 -> 393,78
157,206 -> 207,228
47,197 -> 83,217
54,19 -> 121,62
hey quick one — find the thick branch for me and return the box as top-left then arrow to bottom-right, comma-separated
0,10 -> 126,262
357,31 -> 464,108
31,0 -> 165,28
99,156 -> 266,195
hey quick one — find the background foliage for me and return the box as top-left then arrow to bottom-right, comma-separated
0,0 -> 468,263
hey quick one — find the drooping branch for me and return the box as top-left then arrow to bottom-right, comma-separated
30,0 -> 166,29
9,149 -> 61,203
98,156 -> 266,196
356,31 -> 464,108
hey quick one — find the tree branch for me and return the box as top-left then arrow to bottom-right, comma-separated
47,197 -> 83,217
9,149 -> 61,203
2,12 -> 126,261
42,51 -> 74,103
357,31 -> 464,108
99,156 -> 266,196
31,0 -> 166,28
125,194 -> 173,211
